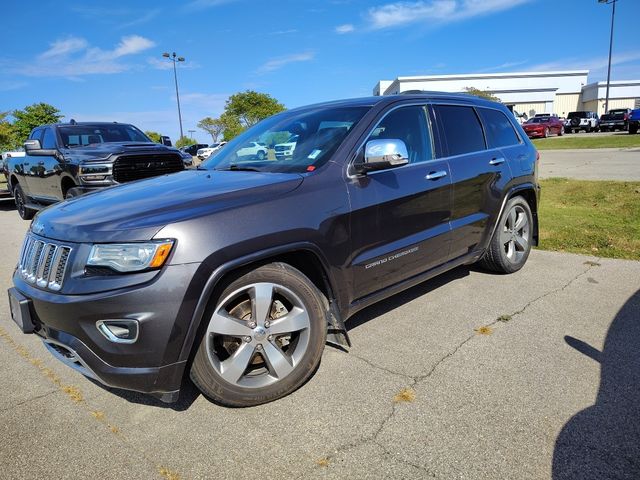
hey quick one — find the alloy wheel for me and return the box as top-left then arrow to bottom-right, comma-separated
205,282 -> 311,388
500,205 -> 530,264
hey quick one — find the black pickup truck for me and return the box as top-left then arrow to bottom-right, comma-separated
599,108 -> 632,132
6,121 -> 186,219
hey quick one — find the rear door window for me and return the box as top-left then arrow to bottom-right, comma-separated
477,108 -> 521,148
433,105 -> 486,156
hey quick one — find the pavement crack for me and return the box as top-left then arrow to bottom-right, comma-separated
0,389 -> 58,413
348,352 -> 413,380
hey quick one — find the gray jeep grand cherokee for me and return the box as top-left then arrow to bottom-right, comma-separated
8,93 -> 539,407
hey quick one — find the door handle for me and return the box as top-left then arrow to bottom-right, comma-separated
425,170 -> 447,180
489,157 -> 505,165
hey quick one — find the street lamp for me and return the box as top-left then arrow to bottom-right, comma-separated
162,52 -> 185,140
188,129 -> 196,141
598,0 -> 617,115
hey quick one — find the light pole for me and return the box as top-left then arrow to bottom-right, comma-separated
162,52 -> 185,140
598,0 -> 617,114
188,129 -> 196,141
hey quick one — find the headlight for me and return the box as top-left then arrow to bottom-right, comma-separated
87,240 -> 174,272
79,164 -> 112,182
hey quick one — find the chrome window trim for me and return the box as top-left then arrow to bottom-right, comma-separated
347,102 -> 437,178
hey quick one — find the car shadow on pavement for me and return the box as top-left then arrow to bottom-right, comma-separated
553,288 -> 640,480
88,376 -> 201,411
346,265 -> 471,332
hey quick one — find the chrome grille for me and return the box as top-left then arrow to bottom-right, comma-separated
18,235 -> 71,291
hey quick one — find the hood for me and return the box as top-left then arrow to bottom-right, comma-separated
61,142 -> 181,163
33,170 -> 304,243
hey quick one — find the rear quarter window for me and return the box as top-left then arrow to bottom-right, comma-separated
433,105 -> 486,156
477,108 -> 521,148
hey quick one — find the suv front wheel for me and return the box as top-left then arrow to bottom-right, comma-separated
190,263 -> 328,407
479,196 -> 533,274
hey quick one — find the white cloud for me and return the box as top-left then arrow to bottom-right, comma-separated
335,24 -> 355,34
3,35 -> 156,78
112,35 -> 155,57
256,52 -> 314,74
527,51 -> 640,74
366,0 -> 532,29
39,37 -> 89,59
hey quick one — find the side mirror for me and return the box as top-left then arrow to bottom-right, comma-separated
356,139 -> 409,173
160,136 -> 172,146
24,139 -> 58,157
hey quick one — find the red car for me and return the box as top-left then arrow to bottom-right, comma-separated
522,116 -> 564,138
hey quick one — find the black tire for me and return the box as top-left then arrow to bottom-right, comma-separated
13,184 -> 35,220
190,263 -> 328,407
600,127 -> 608,133
256,150 -> 266,161
630,124 -> 638,135
564,127 -> 572,134
478,196 -> 533,274
586,125 -> 592,133
64,187 -> 82,199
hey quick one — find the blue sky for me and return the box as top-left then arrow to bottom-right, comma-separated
2,0 -> 638,142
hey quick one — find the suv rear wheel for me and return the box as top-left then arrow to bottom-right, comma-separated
479,196 -> 533,274
190,263 -> 327,407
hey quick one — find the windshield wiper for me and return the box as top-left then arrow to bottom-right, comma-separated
216,165 -> 262,172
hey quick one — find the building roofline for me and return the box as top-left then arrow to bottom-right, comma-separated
395,70 -> 589,82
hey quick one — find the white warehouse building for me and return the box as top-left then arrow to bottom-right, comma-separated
374,71 -> 640,118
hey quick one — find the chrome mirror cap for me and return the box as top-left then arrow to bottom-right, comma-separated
364,139 -> 409,169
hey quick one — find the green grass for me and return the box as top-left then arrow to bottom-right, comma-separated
532,134 -> 640,150
537,178 -> 640,260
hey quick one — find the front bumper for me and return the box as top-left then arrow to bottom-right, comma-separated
10,262 -> 201,402
524,129 -> 545,138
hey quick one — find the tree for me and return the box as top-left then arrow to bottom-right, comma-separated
0,112 -> 17,151
463,87 -> 500,102
144,131 -> 162,143
175,136 -> 196,149
219,111 -> 244,141
197,117 -> 224,142
12,103 -> 63,144
225,90 -> 285,129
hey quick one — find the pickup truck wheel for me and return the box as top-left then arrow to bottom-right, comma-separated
64,187 -> 81,199
13,184 -> 35,220
190,263 -> 327,407
630,124 -> 638,135
479,196 -> 533,274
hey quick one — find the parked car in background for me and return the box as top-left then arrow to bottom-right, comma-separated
274,134 -> 299,159
599,108 -> 632,132
236,141 -> 268,160
629,109 -> 640,134
197,142 -> 227,160
522,116 -> 564,138
180,143 -> 208,156
564,111 -> 599,133
533,113 -> 559,119
5,121 -> 185,219
1,152 -> 24,200
8,93 -> 540,407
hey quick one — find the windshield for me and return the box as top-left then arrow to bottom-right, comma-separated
201,106 -> 370,173
567,112 -> 586,119
58,124 -> 151,147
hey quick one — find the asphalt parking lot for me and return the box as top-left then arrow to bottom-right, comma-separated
539,148 -> 640,181
1,201 -> 639,479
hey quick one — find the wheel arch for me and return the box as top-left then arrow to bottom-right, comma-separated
507,184 -> 539,246
177,243 -> 348,367
60,175 -> 77,197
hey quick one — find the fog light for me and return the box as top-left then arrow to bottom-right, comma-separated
96,319 -> 139,344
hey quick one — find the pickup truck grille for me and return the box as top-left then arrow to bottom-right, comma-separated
18,235 -> 71,291
112,154 -> 183,183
